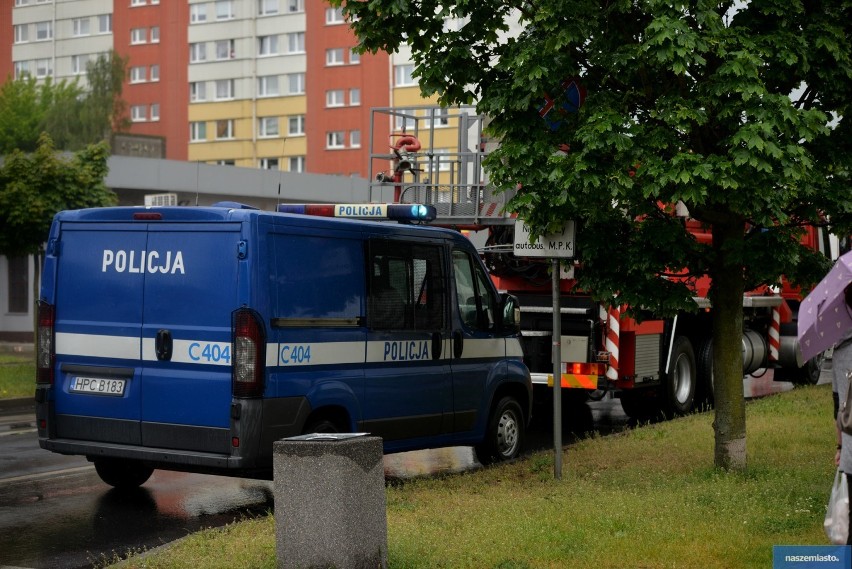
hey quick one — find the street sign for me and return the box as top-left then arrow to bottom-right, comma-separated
513,220 -> 576,259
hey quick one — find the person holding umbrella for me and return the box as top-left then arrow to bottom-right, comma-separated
832,283 -> 852,544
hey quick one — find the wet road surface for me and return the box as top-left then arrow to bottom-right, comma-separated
0,366 -> 827,568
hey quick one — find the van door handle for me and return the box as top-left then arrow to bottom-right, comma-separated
431,332 -> 442,360
155,329 -> 173,361
453,330 -> 464,358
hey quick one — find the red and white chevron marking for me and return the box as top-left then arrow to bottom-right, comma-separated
768,306 -> 780,362
600,304 -> 620,380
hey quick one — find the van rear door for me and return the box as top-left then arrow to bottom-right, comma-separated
53,222 -> 148,444
139,223 -> 242,453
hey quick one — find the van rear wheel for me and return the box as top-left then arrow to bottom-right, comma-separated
94,458 -> 154,489
475,396 -> 525,465
302,418 -> 341,434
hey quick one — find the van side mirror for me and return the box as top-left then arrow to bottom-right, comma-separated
498,293 -> 521,335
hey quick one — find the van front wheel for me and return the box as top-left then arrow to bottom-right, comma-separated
475,396 -> 525,465
94,458 -> 154,489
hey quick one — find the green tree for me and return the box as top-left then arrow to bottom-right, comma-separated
337,0 -> 852,470
0,133 -> 117,258
0,50 -> 129,153
0,76 -> 81,154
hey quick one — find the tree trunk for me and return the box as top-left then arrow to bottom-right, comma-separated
710,219 -> 747,471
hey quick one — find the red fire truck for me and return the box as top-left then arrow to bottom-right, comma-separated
367,105 -> 841,420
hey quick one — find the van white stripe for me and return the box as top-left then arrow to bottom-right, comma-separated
58,334 -> 520,367
56,332 -> 140,360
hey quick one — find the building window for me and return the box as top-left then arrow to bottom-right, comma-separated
131,0 -> 146,6
150,64 -> 159,82
150,26 -> 160,43
190,82 -> 207,102
289,156 -> 305,172
259,158 -> 279,170
131,28 -> 147,45
287,33 -> 305,54
216,0 -> 235,20
326,7 -> 345,24
216,119 -> 235,139
14,62 -> 31,80
394,109 -> 416,131
215,79 -> 234,100
433,148 -> 452,171
326,48 -> 344,66
14,25 -> 28,44
326,89 -> 344,107
349,88 -> 361,106
258,76 -> 280,97
190,4 -> 207,23
326,131 -> 345,149
35,59 -> 52,78
131,105 -> 147,122
216,160 -> 235,166
150,103 -> 160,121
349,49 -> 360,65
130,66 -> 146,83
190,43 -> 207,63
258,35 -> 278,56
72,18 -> 90,37
98,14 -> 112,34
258,0 -> 278,15
71,55 -> 89,75
7,257 -> 28,314
190,121 -> 207,141
430,108 -> 451,128
288,0 -> 303,12
216,39 -> 235,60
287,73 -> 305,95
350,130 -> 361,148
259,117 -> 279,137
35,21 -> 53,41
395,64 -> 416,87
288,115 -> 305,135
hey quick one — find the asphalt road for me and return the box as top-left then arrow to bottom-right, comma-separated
0,365 -> 830,569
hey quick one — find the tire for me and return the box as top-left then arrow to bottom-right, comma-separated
94,458 -> 154,489
695,337 -> 715,409
793,353 -> 825,386
302,417 -> 341,434
475,396 -> 525,465
662,336 -> 697,417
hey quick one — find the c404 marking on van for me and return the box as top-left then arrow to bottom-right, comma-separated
188,342 -> 231,364
280,344 -> 312,365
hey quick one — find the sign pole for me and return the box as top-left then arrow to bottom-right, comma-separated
552,258 -> 562,479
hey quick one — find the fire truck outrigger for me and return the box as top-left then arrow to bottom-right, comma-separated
367,105 -> 842,420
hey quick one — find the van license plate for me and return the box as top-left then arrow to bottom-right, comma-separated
69,377 -> 126,397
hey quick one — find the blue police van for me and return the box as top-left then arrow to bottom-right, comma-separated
34,202 -> 531,488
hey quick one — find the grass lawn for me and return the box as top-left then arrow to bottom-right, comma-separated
108,384 -> 836,569
0,354 -> 34,399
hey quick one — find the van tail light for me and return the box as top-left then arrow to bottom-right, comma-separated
36,301 -> 56,385
232,308 -> 266,398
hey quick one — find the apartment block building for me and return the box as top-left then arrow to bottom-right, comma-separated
2,0 -> 442,178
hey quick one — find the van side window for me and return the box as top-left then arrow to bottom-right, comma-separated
452,249 -> 496,332
368,240 -> 445,331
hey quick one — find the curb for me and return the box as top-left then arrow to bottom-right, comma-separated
0,397 -> 35,415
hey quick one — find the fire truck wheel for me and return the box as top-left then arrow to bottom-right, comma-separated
695,337 -> 715,409
663,336 -> 697,417
94,458 -> 154,489
794,353 -> 825,386
475,396 -> 525,465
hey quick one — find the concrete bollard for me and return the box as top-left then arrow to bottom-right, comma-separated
274,434 -> 387,569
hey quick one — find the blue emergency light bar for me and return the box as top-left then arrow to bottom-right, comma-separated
277,203 -> 437,223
